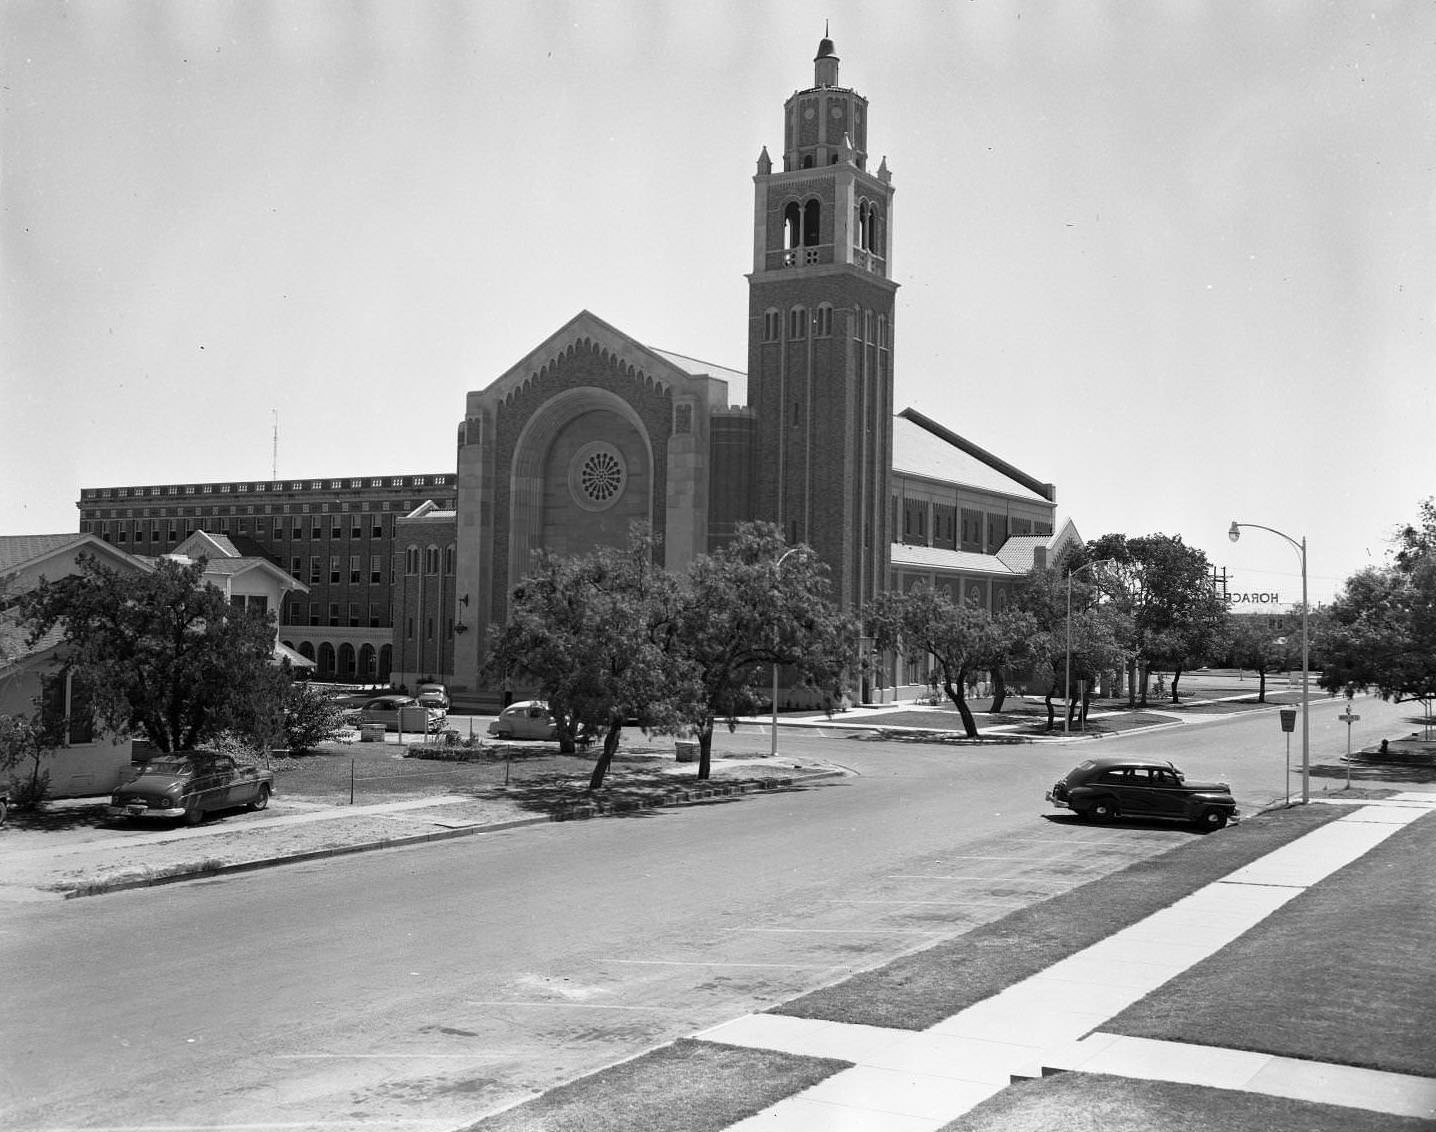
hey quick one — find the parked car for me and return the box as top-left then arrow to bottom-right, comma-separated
108,753 -> 275,825
359,694 -> 445,733
1046,757 -> 1238,831
488,700 -> 559,740
416,683 -> 450,711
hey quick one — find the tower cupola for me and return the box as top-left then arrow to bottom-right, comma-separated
781,32 -> 868,171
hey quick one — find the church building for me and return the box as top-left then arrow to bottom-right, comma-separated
441,34 -> 1077,701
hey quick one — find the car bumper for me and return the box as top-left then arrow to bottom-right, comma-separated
108,804 -> 186,819
1044,790 -> 1070,810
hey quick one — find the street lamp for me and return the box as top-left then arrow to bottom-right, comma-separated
771,547 -> 800,757
1229,520 -> 1309,804
1065,559 -> 1113,733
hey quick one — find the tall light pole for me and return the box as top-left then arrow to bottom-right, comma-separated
1065,559 -> 1113,733
1229,521 -> 1309,804
770,547 -> 799,757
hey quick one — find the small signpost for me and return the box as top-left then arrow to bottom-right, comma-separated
1279,709 -> 1297,805
1337,706 -> 1360,788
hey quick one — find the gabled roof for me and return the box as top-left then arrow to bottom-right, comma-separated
996,518 -> 1083,573
0,533 -> 144,582
173,530 -> 240,559
893,408 -> 1056,503
475,310 -> 744,411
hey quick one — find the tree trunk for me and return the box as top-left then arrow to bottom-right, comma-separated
1170,666 -> 1183,704
1044,687 -> 1056,731
588,725 -> 622,790
1081,685 -> 1093,726
1065,693 -> 1078,730
696,719 -> 715,781
1127,658 -> 1138,708
941,675 -> 980,738
990,669 -> 1008,713
1257,667 -> 1267,703
1137,664 -> 1148,707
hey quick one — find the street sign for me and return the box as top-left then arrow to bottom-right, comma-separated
1338,713 -> 1360,723
1279,709 -> 1297,733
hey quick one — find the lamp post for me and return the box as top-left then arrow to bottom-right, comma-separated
770,547 -> 799,757
1065,560 -> 1113,733
1229,521 -> 1309,804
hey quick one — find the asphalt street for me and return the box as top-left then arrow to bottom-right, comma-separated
0,691 -> 1409,1131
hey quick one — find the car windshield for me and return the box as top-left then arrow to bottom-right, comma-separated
140,759 -> 194,776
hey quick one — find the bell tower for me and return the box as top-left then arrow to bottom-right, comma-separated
748,32 -> 895,611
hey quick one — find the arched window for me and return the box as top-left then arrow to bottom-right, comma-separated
784,202 -> 801,250
317,642 -> 336,676
788,307 -> 808,339
298,641 -> 316,661
338,643 -> 356,677
424,545 -> 440,575
443,544 -> 455,575
359,643 -> 377,677
815,303 -> 833,337
405,545 -> 420,575
803,199 -> 821,247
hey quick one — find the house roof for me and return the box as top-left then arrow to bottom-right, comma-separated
0,534 -> 92,575
892,408 -> 1056,503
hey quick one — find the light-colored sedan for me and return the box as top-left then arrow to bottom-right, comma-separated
359,694 -> 445,733
487,700 -> 558,740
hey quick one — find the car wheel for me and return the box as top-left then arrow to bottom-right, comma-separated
183,800 -> 204,826
1088,799 -> 1118,823
1196,807 -> 1228,832
250,785 -> 271,812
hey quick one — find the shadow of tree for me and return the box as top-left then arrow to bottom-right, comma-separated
461,768 -> 820,820
1310,762 -> 1436,785
5,802 -> 116,832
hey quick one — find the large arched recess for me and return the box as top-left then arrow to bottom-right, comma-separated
507,386 -> 655,584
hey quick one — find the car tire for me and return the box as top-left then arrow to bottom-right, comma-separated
250,785 -> 271,812
1088,799 -> 1118,823
1196,807 -> 1228,832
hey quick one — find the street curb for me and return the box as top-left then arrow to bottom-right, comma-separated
57,769 -> 846,900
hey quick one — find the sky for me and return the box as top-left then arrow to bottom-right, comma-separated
3,1 -> 1433,608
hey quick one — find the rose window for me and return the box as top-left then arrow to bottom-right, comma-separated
569,442 -> 628,512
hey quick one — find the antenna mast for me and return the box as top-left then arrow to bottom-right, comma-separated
271,410 -> 279,481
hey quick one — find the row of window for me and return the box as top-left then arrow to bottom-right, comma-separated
284,597 -> 391,628
404,545 -> 456,576
779,198 -> 886,255
291,554 -> 391,585
896,498 -> 1051,553
761,305 -> 890,345
83,476 -> 453,500
83,499 -> 448,521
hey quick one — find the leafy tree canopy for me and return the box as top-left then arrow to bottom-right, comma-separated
1087,532 -> 1227,700
867,584 -> 1035,738
670,522 -> 855,777
482,526 -> 687,788
1319,498 -> 1436,703
18,554 -> 285,752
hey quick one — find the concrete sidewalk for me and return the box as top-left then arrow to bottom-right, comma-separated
695,793 -> 1436,1129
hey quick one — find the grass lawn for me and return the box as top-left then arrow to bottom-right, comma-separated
1102,811 -> 1436,1077
771,804 -> 1346,1030
268,742 -> 776,807
940,1072 -> 1434,1132
459,1039 -> 848,1132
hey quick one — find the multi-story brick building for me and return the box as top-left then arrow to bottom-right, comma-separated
76,473 -> 455,682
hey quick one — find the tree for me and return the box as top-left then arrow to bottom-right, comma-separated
1223,616 -> 1290,703
1012,566 -> 1130,729
18,554 -> 284,752
867,585 -> 1035,738
670,522 -> 854,779
483,526 -> 687,790
1319,499 -> 1436,704
1087,533 -> 1227,704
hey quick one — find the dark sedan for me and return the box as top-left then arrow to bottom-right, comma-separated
109,753 -> 274,825
1046,757 -> 1238,831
